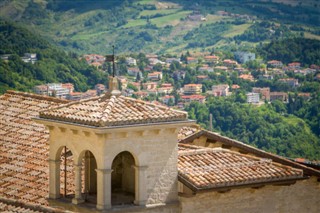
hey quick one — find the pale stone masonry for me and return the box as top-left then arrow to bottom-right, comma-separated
180,177 -> 320,213
34,79 -> 194,210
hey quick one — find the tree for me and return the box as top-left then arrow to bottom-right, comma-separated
153,63 -> 162,71
127,83 -> 138,92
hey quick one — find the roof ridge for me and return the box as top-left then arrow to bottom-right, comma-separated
99,95 -> 117,126
5,90 -> 70,104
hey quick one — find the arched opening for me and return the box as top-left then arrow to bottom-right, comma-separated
82,150 -> 98,203
56,148 -> 98,205
111,151 -> 135,206
59,146 -> 75,199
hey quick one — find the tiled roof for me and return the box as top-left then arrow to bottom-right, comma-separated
178,144 -> 304,191
0,200 -> 42,212
0,198 -> 61,213
179,130 -> 320,177
0,91 -> 71,208
177,126 -> 200,141
39,94 -> 188,127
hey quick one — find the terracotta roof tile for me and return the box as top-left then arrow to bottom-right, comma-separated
177,126 -> 200,141
39,94 -> 188,127
0,91 -> 72,209
178,144 -> 304,191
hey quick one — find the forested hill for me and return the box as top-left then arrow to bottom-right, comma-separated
186,95 -> 320,160
0,0 -> 319,54
258,38 -> 320,65
0,19 -> 107,94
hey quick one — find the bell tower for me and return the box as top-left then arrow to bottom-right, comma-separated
35,88 -> 194,210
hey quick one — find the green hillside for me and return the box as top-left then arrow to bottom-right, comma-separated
186,95 -> 320,160
0,0 -> 319,54
0,19 -> 108,94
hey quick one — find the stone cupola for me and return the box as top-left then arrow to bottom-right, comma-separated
34,91 -> 194,210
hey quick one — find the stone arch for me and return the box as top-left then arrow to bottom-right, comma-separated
111,151 -> 136,205
54,145 -> 75,198
78,150 -> 98,198
106,148 -> 141,169
51,145 -> 77,162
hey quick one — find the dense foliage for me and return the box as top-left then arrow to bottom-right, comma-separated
185,95 -> 320,160
1,0 -> 319,54
183,23 -> 230,48
234,21 -> 295,43
0,20 -> 108,94
258,38 -> 320,65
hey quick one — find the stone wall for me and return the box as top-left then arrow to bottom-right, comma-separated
104,127 -> 179,205
180,177 -> 320,213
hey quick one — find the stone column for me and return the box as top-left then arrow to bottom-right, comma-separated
48,159 -> 61,199
72,164 -> 84,204
95,169 -> 113,210
133,165 -> 148,206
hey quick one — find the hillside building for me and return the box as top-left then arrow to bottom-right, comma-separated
267,60 -> 283,68
246,92 -> 260,104
270,92 -> 289,102
212,84 -> 230,97
126,57 -> 137,66
147,72 -> 163,81
34,83 -> 74,99
204,55 -> 219,64
252,87 -> 270,101
234,51 -> 255,64
279,78 -> 299,87
183,84 -> 202,95
21,53 -> 37,64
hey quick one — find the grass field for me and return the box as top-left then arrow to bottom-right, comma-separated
151,10 -> 191,27
134,0 -> 157,5
139,9 -> 180,17
223,23 -> 252,38
304,32 -> 320,40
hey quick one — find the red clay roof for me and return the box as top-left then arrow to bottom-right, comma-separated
39,94 -> 188,127
0,91 -> 69,208
178,144 -> 304,191
179,130 -> 320,177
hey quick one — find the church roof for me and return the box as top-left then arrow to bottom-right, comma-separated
178,144 -> 304,191
39,94 -> 188,127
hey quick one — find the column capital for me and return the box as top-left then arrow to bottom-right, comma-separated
95,169 -> 113,174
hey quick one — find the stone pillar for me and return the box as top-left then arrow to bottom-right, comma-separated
72,164 -> 84,204
95,169 -> 113,210
133,165 -> 148,206
48,159 -> 61,199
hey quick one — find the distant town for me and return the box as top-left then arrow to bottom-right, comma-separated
30,51 -> 319,109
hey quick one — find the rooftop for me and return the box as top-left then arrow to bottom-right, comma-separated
39,94 -> 188,127
0,91 -> 319,211
0,91 -> 69,207
178,144 -> 304,191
